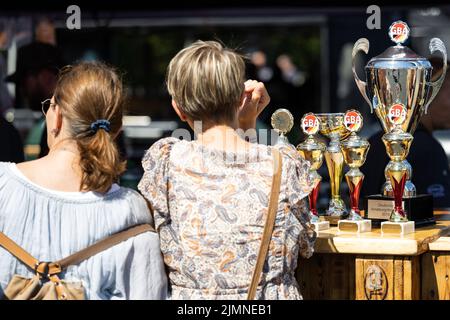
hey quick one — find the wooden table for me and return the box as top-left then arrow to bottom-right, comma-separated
296,211 -> 450,300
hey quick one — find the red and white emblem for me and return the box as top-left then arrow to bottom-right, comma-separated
388,103 -> 407,125
344,110 -> 363,132
388,21 -> 410,45
301,113 -> 319,135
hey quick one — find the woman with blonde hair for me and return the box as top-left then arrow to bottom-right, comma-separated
139,41 -> 315,300
0,62 -> 167,299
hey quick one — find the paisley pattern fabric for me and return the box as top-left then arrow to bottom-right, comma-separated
138,137 -> 316,300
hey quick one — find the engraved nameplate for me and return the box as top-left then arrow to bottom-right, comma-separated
367,199 -> 405,220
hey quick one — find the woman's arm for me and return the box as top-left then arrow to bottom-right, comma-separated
238,80 -> 270,131
107,232 -> 168,300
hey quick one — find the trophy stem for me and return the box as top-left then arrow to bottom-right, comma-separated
276,133 -> 290,145
382,159 -> 416,198
382,131 -> 413,223
345,169 -> 364,221
308,176 -> 321,223
324,144 -> 346,216
389,166 -> 408,222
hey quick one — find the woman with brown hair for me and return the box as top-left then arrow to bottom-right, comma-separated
0,62 -> 167,299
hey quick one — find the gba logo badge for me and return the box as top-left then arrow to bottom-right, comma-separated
301,113 -> 319,135
388,103 -> 407,125
344,110 -> 363,132
389,21 -> 410,44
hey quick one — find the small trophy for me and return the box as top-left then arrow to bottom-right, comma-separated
271,108 -> 294,148
338,110 -> 371,233
315,113 -> 351,223
297,113 -> 329,231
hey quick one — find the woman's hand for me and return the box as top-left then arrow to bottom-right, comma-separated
238,80 -> 270,130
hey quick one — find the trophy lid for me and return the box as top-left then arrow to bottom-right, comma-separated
297,135 -> 326,152
297,112 -> 325,151
341,133 -> 369,148
271,108 -> 294,135
341,110 -> 369,149
366,21 -> 432,69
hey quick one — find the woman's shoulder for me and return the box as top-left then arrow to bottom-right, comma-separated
0,161 -> 13,171
111,186 -> 154,224
271,145 -> 314,202
270,145 -> 310,170
142,137 -> 180,167
0,161 -> 25,185
147,136 -> 180,154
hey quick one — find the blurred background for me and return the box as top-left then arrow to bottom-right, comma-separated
1,2 -> 450,211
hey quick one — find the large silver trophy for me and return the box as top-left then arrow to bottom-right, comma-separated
352,21 -> 447,198
352,21 -> 447,234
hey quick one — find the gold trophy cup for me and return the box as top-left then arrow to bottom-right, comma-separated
315,113 -> 351,221
380,105 -> 415,235
338,110 -> 372,233
297,113 -> 329,231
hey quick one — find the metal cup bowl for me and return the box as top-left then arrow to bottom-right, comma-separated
315,113 -> 351,141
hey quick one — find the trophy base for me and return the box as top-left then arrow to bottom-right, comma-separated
312,221 -> 330,232
338,219 -> 372,233
322,215 -> 343,226
381,221 -> 415,236
364,194 -> 435,228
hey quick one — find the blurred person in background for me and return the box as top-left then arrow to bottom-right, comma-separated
275,54 -> 308,121
250,50 -> 274,83
5,41 -> 64,158
361,57 -> 450,208
0,21 -> 13,113
246,50 -> 278,126
5,41 -> 63,112
35,16 -> 57,46
0,21 -> 24,163
276,54 -> 306,88
5,20 -> 127,160
0,116 -> 24,163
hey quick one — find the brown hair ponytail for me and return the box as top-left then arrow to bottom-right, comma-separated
54,62 -> 126,193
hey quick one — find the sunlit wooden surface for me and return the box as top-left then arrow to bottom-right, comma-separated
297,211 -> 450,300
313,212 -> 450,255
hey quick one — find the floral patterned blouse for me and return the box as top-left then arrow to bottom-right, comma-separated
138,137 -> 316,300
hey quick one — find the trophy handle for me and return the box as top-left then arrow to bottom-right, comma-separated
352,38 -> 372,113
425,38 -> 448,114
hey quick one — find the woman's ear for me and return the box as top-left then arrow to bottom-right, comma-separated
171,100 -> 188,122
239,90 -> 247,108
54,103 -> 63,133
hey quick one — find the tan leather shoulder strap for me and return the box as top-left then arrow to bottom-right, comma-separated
247,148 -> 283,300
0,231 -> 39,271
57,224 -> 154,269
0,224 -> 155,275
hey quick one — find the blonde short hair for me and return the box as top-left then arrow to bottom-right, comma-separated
166,40 -> 245,123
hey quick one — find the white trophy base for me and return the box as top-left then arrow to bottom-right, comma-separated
338,219 -> 372,233
312,221 -> 330,232
381,221 -> 415,235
